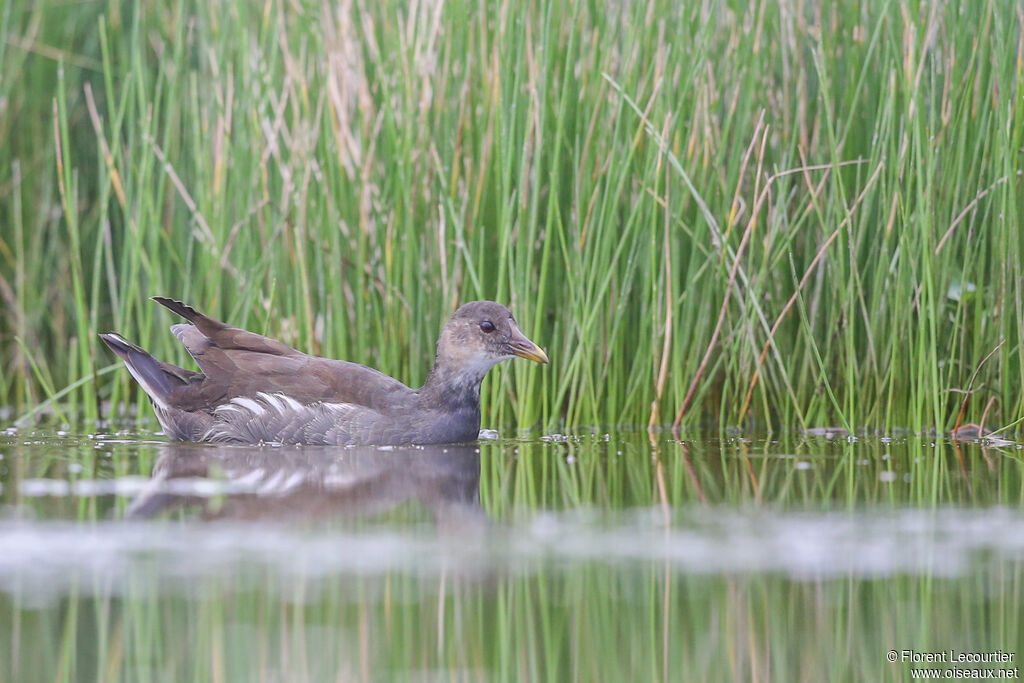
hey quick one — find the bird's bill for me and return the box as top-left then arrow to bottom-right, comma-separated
508,325 -> 550,364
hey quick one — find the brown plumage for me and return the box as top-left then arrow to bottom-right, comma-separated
100,297 -> 549,445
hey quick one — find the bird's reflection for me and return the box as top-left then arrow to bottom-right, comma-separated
128,442 -> 485,532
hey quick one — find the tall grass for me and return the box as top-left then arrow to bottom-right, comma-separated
0,0 -> 1021,432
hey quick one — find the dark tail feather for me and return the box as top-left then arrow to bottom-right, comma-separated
151,296 -> 227,330
150,296 -> 201,322
151,296 -> 234,343
100,333 -> 180,407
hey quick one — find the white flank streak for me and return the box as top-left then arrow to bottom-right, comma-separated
278,394 -> 305,412
231,397 -> 265,415
203,426 -> 229,441
324,402 -> 356,415
256,392 -> 284,413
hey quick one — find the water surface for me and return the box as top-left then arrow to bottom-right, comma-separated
1,424 -> 1021,681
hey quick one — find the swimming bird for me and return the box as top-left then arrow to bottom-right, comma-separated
100,297 -> 549,446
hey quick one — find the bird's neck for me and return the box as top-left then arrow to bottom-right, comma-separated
418,358 -> 491,415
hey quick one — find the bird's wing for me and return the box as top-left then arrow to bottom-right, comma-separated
205,392 -> 397,445
154,298 -> 413,409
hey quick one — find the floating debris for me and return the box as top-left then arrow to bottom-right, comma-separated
803,427 -> 849,439
950,424 -> 1016,447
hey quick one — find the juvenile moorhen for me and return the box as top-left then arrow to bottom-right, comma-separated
100,297 -> 549,446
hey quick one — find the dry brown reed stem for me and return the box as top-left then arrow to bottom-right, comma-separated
672,120 -> 773,430
737,159 -> 883,423
951,339 -> 1005,436
649,117 -> 674,430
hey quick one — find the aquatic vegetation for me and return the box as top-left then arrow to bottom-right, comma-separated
1,0 -> 1021,434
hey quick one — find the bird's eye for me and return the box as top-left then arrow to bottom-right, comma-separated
480,321 -> 495,333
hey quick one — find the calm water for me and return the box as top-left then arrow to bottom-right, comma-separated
1,423 -> 1022,681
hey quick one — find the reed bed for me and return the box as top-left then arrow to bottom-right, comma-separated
1,0 -> 1021,433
